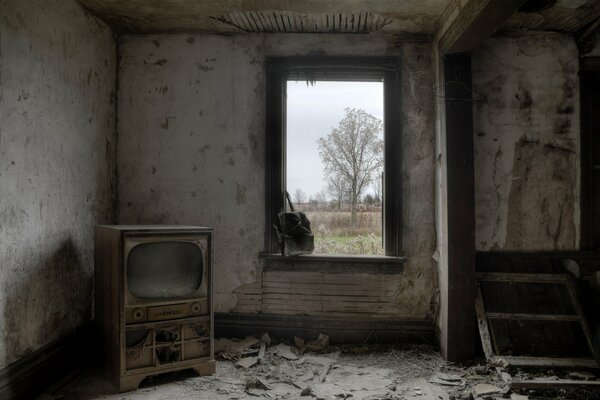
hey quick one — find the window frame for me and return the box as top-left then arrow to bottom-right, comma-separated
264,56 -> 402,257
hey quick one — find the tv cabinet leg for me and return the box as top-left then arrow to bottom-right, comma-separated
119,374 -> 146,392
192,360 -> 216,376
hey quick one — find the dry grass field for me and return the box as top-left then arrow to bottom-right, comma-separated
299,207 -> 383,255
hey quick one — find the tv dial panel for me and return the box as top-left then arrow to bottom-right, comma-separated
125,299 -> 208,324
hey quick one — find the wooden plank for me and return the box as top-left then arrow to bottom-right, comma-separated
486,313 -> 581,322
214,312 -> 435,344
564,276 -> 597,360
262,283 -> 398,295
264,272 -> 403,286
442,52 -> 476,362
580,61 -> 600,248
263,277 -> 401,287
512,378 -> 600,390
477,272 -> 569,284
262,294 -> 391,303
436,0 -> 527,54
262,294 -> 392,303
262,290 -> 395,299
475,283 -> 495,363
262,299 -> 396,310
262,283 -> 398,291
500,356 -> 599,369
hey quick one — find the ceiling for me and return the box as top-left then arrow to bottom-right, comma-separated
78,0 -> 600,35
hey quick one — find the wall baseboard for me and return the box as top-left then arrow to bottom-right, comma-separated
0,325 -> 90,400
215,313 -> 435,344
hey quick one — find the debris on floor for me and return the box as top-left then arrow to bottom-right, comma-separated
214,336 -> 261,360
50,334 -> 600,400
272,342 -> 299,360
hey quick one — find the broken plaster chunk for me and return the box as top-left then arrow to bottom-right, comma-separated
568,371 -> 596,380
272,343 -> 298,360
319,362 -> 332,382
430,372 -> 464,386
236,356 -> 258,369
215,336 -> 261,359
306,333 -> 330,352
261,332 -> 271,346
429,377 -> 462,386
258,342 -> 266,362
245,378 -> 272,390
437,373 -> 462,382
510,394 -> 528,400
472,383 -> 501,397
294,336 -> 305,349
300,386 -> 313,396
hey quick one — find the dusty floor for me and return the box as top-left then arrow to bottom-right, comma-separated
44,341 -> 516,400
42,336 -> 600,400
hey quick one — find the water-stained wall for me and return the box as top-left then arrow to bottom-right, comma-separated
0,0 -> 116,369
118,34 -> 437,318
472,32 -> 580,251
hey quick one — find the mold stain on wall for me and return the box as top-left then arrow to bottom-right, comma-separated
472,32 -> 580,251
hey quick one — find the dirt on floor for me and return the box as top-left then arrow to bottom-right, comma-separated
45,335 -> 599,400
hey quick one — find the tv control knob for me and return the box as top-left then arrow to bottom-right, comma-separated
190,302 -> 203,314
132,308 -> 145,321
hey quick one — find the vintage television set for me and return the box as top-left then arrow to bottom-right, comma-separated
94,225 -> 214,392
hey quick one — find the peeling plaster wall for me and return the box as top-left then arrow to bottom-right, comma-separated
0,0 -> 116,369
118,34 -> 437,318
472,32 -> 580,251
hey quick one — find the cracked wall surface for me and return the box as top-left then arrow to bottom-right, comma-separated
118,34 -> 437,318
0,0 -> 116,369
472,32 -> 580,251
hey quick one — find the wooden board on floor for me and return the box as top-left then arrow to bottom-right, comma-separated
475,272 -> 598,369
512,378 -> 600,390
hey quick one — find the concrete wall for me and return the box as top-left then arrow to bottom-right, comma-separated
118,33 -> 437,318
0,0 -> 116,369
472,32 -> 580,251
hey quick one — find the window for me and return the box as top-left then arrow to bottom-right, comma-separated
287,81 -> 384,254
265,57 -> 402,257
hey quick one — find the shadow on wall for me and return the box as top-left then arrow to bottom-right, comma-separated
2,239 -> 92,398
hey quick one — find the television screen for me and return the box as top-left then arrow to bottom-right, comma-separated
127,241 -> 203,299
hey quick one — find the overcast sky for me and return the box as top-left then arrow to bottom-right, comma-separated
286,80 -> 384,200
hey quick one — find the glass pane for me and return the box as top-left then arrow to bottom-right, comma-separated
127,241 -> 203,299
286,80 -> 384,255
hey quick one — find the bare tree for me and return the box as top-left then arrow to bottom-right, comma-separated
318,108 -> 383,225
326,178 -> 349,210
373,171 -> 382,206
292,188 -> 307,205
314,189 -> 328,205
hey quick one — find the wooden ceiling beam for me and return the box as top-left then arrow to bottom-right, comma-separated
436,0 -> 528,55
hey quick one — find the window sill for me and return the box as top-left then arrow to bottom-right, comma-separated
260,252 -> 405,274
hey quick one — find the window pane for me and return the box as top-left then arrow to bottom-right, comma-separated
286,80 -> 384,255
